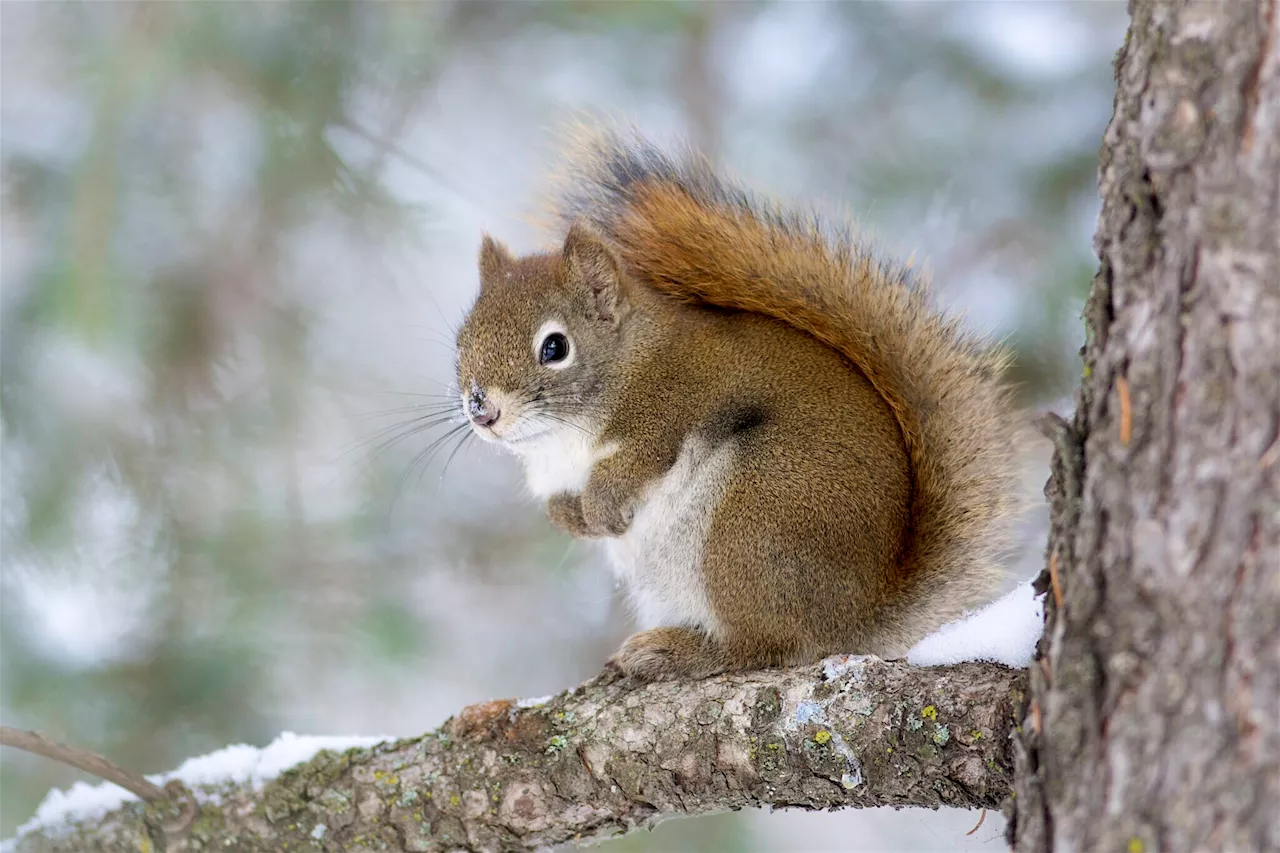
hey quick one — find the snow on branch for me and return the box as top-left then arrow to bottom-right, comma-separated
8,657 -> 1025,853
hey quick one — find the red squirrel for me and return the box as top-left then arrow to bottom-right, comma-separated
454,128 -> 1019,680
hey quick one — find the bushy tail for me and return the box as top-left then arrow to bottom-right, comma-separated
549,126 -> 1020,625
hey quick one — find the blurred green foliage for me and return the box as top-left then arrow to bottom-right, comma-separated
2,0 -> 450,833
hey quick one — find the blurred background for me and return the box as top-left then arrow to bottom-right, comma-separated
0,2 -> 1128,849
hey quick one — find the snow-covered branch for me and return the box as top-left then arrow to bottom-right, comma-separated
9,657 -> 1025,853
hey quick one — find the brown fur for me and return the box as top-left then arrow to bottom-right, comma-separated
456,127 -> 1020,680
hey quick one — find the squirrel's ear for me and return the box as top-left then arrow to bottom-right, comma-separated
563,222 -> 624,322
478,234 -> 512,285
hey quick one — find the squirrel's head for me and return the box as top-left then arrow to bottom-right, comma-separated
455,222 -> 629,449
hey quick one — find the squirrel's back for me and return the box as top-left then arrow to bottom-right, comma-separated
549,126 -> 1020,636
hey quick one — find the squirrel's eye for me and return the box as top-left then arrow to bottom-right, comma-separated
539,332 -> 570,365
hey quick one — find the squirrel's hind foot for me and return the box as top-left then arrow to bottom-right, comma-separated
606,627 -> 725,682
607,628 -> 805,681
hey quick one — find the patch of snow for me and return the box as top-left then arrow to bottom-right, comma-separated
515,694 -> 553,709
167,732 -> 387,788
907,581 -> 1045,668
11,781 -> 140,842
11,732 -> 388,841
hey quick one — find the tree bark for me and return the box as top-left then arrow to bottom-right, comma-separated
1010,0 -> 1280,851
11,658 -> 1023,853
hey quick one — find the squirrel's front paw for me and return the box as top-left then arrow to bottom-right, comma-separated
580,489 -> 633,537
607,627 -> 720,681
547,493 -> 593,538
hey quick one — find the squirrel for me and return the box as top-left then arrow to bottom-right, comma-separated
454,126 -> 1020,681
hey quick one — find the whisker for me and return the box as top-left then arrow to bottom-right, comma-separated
537,413 -> 591,436
374,390 -> 462,401
532,392 -> 594,410
342,413 -> 466,467
550,538 -> 578,575
388,423 -> 471,518
344,411 -> 463,450
410,338 -> 460,355
420,428 -> 477,508
422,287 -> 464,341
440,429 -> 475,481
358,401 -> 461,419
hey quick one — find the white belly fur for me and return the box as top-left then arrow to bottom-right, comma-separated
514,428 -> 730,635
605,437 -> 730,633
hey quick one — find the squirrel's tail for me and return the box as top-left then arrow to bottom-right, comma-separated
550,126 -> 1020,632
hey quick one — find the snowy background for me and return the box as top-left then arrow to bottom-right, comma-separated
1,2 -> 1127,849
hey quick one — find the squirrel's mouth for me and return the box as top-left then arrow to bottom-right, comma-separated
488,418 -> 554,447
464,408 -> 554,447
460,387 -> 565,449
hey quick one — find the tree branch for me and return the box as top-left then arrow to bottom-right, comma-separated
0,727 -> 169,804
11,657 -> 1025,853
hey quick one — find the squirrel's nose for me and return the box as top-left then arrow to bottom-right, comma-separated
468,392 -> 500,428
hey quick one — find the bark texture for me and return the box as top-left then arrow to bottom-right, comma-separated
13,658 -> 1023,853
1011,0 -> 1280,851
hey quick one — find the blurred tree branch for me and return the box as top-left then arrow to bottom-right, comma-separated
9,658 -> 1023,852
0,728 -> 167,804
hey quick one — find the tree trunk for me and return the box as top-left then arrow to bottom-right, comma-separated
1010,0 -> 1280,851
